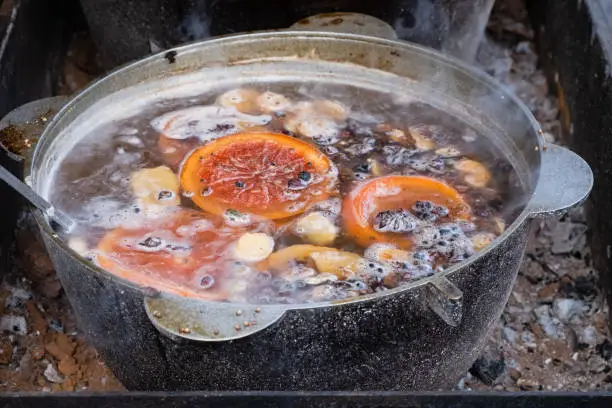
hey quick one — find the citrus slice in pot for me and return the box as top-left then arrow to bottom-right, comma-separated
95,209 -> 273,300
153,106 -> 273,169
180,132 -> 337,220
342,175 -> 471,249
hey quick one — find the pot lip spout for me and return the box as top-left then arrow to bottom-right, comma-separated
27,31 -> 591,310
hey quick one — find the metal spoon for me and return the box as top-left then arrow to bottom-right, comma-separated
0,165 -> 75,233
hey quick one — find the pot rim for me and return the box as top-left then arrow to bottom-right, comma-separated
31,30 -> 544,310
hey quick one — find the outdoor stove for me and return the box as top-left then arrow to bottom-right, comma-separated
0,0 -> 610,400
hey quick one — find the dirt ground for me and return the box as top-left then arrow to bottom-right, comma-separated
0,0 -> 610,393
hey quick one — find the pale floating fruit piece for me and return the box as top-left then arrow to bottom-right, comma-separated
256,91 -> 292,113
217,88 -> 260,113
313,100 -> 349,121
283,116 -> 301,133
302,272 -> 338,285
308,250 -> 363,279
493,217 -> 506,235
267,244 -> 337,272
68,237 -> 89,257
471,232 -> 497,251
454,159 -> 492,188
298,117 -> 339,139
378,124 -> 409,145
294,212 -> 339,246
376,247 -> 412,263
435,146 -> 461,157
409,127 -> 436,150
367,158 -> 385,176
131,166 -> 180,207
284,100 -> 346,137
232,232 -> 275,262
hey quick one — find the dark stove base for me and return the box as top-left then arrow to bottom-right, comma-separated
2,392 -> 612,408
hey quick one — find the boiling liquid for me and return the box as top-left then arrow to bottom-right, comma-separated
48,80 -> 518,304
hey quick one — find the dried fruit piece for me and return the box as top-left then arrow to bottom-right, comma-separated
257,91 -> 292,113
217,88 -> 260,113
267,245 -> 337,272
493,217 -> 506,235
378,124 -> 410,145
435,147 -> 461,157
284,100 -> 347,139
298,118 -> 339,141
409,126 -> 436,150
131,166 -> 180,207
471,232 -> 496,251
180,132 -> 336,219
232,232 -> 275,262
308,250 -> 362,279
368,158 -> 385,176
302,273 -> 338,285
364,243 -> 411,263
454,159 -> 491,188
312,100 -> 349,121
294,212 -> 339,246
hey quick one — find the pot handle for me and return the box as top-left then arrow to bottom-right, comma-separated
527,144 -> 593,217
288,12 -> 398,40
144,294 -> 287,342
424,277 -> 463,327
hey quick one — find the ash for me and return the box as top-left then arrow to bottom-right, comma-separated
458,0 -> 612,391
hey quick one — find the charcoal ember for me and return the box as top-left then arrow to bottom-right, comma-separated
344,137 -> 376,156
373,209 -> 420,233
597,340 -> 612,360
469,352 -> 506,385
383,144 -> 417,165
412,201 -> 449,222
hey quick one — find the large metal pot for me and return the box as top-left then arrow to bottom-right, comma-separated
28,31 -> 592,390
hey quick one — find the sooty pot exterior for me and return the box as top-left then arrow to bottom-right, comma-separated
40,221 -> 528,391
31,32 -> 593,391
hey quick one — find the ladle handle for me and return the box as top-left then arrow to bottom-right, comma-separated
0,165 -> 74,232
527,143 -> 593,217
